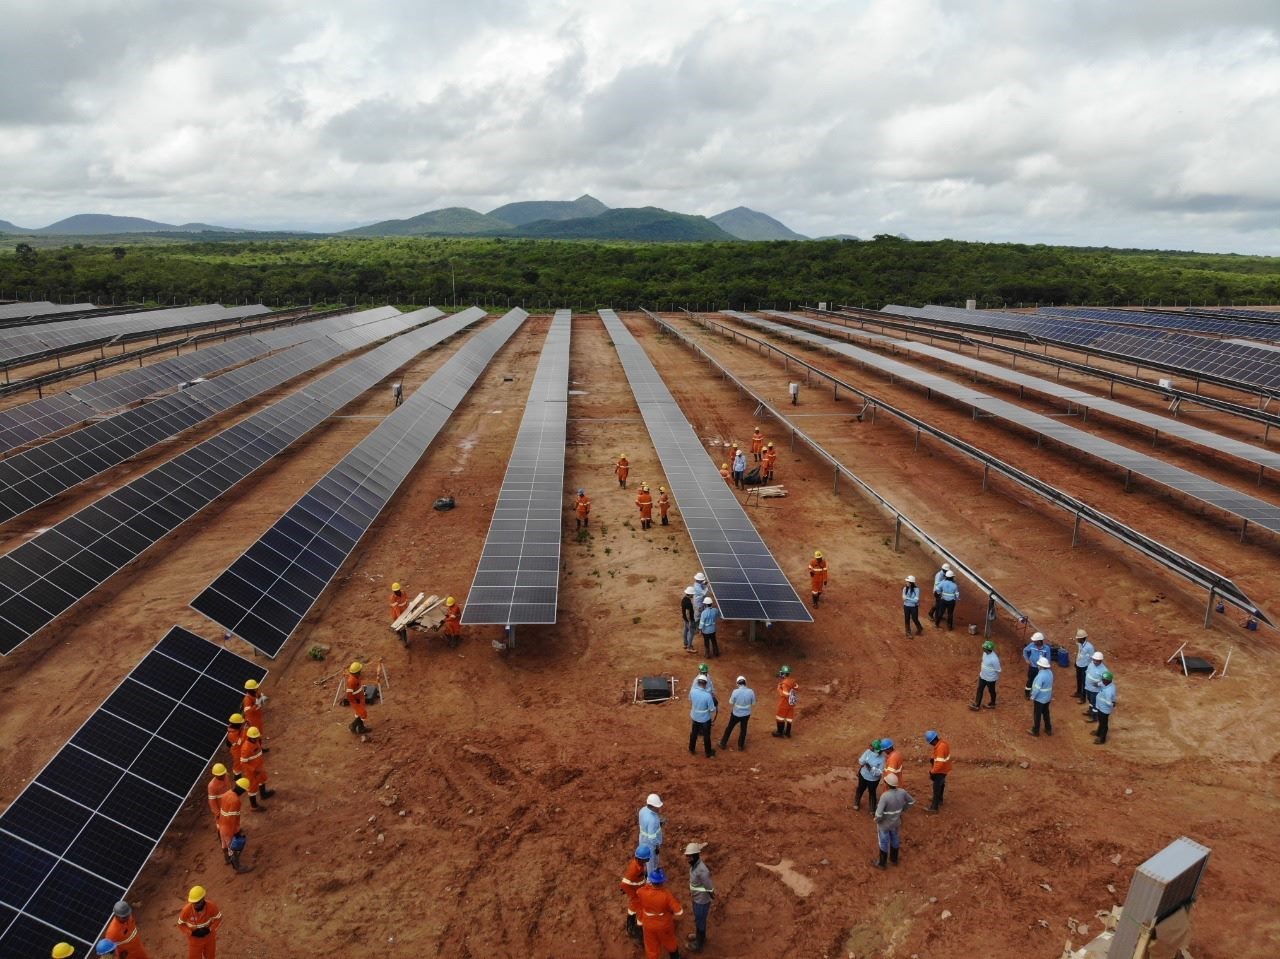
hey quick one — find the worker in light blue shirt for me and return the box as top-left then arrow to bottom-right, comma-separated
971,640 -> 1001,709
1022,632 -> 1049,699
902,576 -> 923,637
1084,650 -> 1106,718
854,739 -> 885,813
732,448 -> 747,488
1029,657 -> 1053,737
932,571 -> 960,630
929,563 -> 951,620
638,793 -> 665,876
699,597 -> 721,658
692,572 -> 708,609
719,676 -> 756,750
1093,672 -> 1117,744
1073,629 -> 1094,701
688,677 -> 717,758
691,662 -> 717,706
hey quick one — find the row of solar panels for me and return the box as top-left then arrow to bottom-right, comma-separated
1041,306 -> 1280,343
731,312 -> 1280,536
0,309 -> 473,654
0,304 -> 270,368
463,310 -> 571,626
0,308 -> 434,527
0,301 -> 96,322
192,308 -> 528,655
0,307 -> 400,455
882,304 -> 1280,392
601,310 -> 811,623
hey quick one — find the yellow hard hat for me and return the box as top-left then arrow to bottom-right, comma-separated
53,945 -> 75,959
229,713 -> 245,724
659,486 -> 666,492
814,550 -> 823,559
446,596 -> 456,606
235,777 -> 251,790
641,484 -> 649,490
246,726 -> 261,739
244,679 -> 259,690
211,763 -> 227,777
392,582 -> 402,592
349,661 -> 363,674
188,885 -> 206,903
767,441 -> 774,447
721,463 -> 728,469
620,453 -> 627,459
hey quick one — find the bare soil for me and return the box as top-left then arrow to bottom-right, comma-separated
1,312 -> 1276,959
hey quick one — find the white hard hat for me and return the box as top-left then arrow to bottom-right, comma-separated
1092,651 -> 1104,661
696,676 -> 707,685
703,597 -> 714,605
944,570 -> 955,578
941,563 -> 951,571
647,793 -> 663,808
684,842 -> 706,855
694,572 -> 706,582
884,773 -> 899,787
1037,657 -> 1051,668
684,586 -> 696,595
736,675 -> 746,685
1031,631 -> 1045,643
905,575 -> 916,583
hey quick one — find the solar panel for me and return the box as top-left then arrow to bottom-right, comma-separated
0,308 -> 442,525
729,311 -> 1280,536
1042,307 -> 1280,344
0,302 -> 96,322
190,308 -> 528,655
599,310 -> 811,623
463,310 -> 570,626
765,312 -> 1280,476
0,309 -> 486,655
0,625 -> 264,956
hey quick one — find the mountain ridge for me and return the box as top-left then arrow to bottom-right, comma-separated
487,194 -> 608,226
710,206 -> 807,240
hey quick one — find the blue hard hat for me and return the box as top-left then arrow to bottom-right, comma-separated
635,845 -> 652,861
925,730 -> 938,744
881,738 -> 894,750
649,868 -> 667,884
96,940 -> 118,956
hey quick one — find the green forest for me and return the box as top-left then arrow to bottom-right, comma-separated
3,234 -> 1280,311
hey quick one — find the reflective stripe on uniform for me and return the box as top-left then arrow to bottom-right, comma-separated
182,910 -> 222,930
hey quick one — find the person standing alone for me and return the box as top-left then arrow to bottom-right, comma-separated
685,843 -> 715,953
902,576 -> 923,636
772,665 -> 798,738
808,551 -> 828,608
574,488 -> 591,529
970,641 -> 1000,710
616,453 -> 630,489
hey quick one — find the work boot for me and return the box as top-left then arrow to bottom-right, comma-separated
260,787 -> 275,799
772,721 -> 785,738
889,847 -> 899,865
968,703 -> 981,711
784,723 -> 792,738
349,717 -> 359,733
872,851 -> 888,870
249,795 -> 264,811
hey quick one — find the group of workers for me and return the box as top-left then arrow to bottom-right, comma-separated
389,582 -> 463,650
685,658 -> 799,758
717,429 -> 778,490
901,563 -> 960,632
626,793 -> 717,955
854,730 -> 952,864
1013,628 -> 1119,743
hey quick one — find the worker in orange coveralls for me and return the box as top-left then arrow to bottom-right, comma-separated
762,443 -> 777,482
636,868 -> 684,959
636,484 -> 654,530
719,463 -> 731,484
345,661 -> 371,735
574,489 -> 591,529
620,845 -> 652,941
242,680 -> 266,743
772,665 -> 798,739
443,596 -> 463,647
390,582 -> 410,645
807,550 -> 829,608
177,886 -> 222,959
206,764 -> 231,825
224,714 -> 244,772
750,427 -> 764,462
616,453 -> 630,489
217,779 -> 249,869
657,487 -> 671,526
882,738 -> 904,789
105,900 -> 150,959
237,728 -> 273,808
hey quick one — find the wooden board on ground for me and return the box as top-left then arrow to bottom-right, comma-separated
390,592 -> 445,631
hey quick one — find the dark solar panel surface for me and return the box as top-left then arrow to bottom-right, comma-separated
600,310 -> 810,622
1041,307 -> 1280,343
0,308 -> 439,525
0,626 -> 264,956
0,302 -> 96,321
731,311 -> 1280,535
463,310 -> 570,625
0,309 -> 477,655
191,308 -> 524,655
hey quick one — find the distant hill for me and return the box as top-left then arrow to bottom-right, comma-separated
816,234 -> 862,241
0,219 -> 26,233
487,194 -> 608,227
710,206 -> 806,241
34,214 -> 237,235
343,207 -> 511,236
512,207 -> 736,242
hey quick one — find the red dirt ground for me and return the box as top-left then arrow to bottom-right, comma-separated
1,311 -> 1276,958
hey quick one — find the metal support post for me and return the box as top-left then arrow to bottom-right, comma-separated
893,515 -> 902,551
985,597 -> 996,639
982,463 -> 990,491
1072,512 -> 1082,547
1204,589 -> 1215,629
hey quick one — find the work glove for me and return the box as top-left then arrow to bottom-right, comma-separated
259,694 -> 268,705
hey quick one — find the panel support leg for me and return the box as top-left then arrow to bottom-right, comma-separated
1205,588 -> 1215,629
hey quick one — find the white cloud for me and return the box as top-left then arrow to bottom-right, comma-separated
0,0 -> 1277,251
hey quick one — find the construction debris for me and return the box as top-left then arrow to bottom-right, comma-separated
390,593 -> 445,633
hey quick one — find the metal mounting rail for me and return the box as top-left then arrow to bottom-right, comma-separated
645,309 -> 1025,638
669,309 -> 1271,630
812,305 -> 1280,440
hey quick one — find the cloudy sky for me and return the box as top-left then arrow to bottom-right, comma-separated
2,0 -> 1278,252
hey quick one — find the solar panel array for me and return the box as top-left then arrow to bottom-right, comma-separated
0,302 -> 96,322
0,304 -> 270,370
191,308 -> 527,655
0,626 -> 264,956
463,310 -> 570,626
728,312 -> 1280,536
766,312 -> 1280,476
0,308 -> 486,655
0,309 -> 400,455
882,304 -> 1280,392
600,310 -> 811,622
1042,307 -> 1280,343
0,308 -> 439,526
